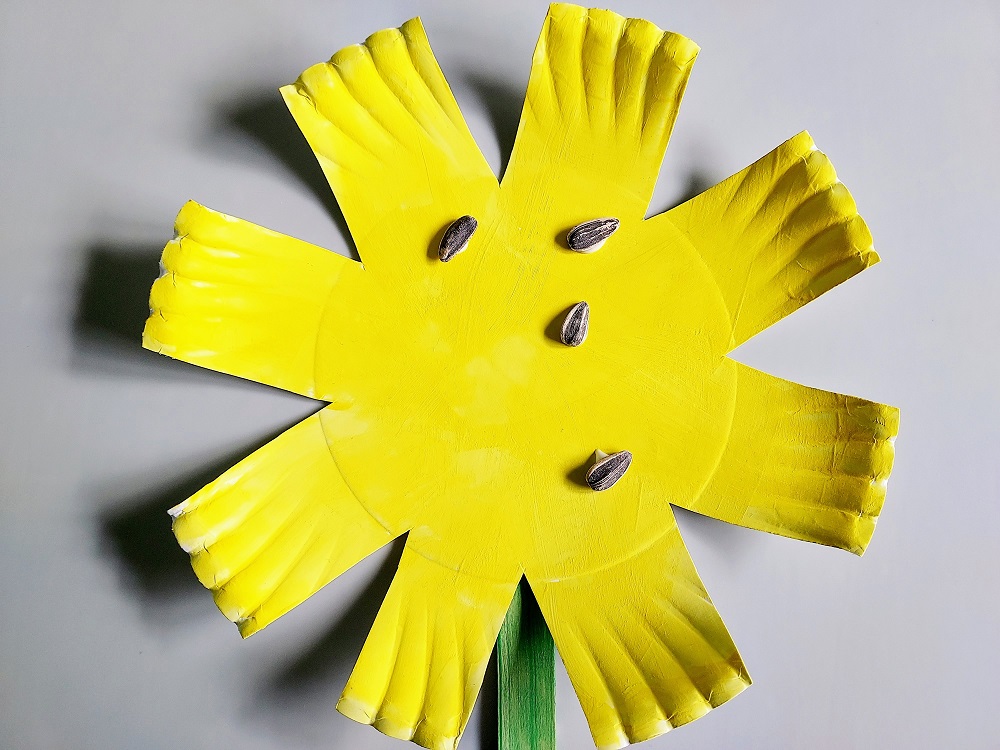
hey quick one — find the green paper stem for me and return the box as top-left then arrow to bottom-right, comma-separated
497,578 -> 556,750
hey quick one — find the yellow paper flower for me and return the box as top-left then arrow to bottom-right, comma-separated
144,4 -> 898,749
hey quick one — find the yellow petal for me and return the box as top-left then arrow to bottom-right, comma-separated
678,362 -> 899,555
338,543 -> 518,750
662,131 -> 880,349
501,4 -> 698,227
143,201 -> 361,400
170,412 -> 402,636
281,18 -> 498,277
530,522 -> 750,749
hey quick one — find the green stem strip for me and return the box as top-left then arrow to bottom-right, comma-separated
497,578 -> 556,750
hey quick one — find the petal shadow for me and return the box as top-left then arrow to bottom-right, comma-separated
96,426 -> 298,620
213,90 -> 359,261
477,649 -> 499,750
260,536 -> 407,702
664,169 -> 719,211
461,72 -> 524,180
71,241 -> 258,384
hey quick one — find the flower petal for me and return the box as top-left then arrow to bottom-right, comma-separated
144,201 -> 361,400
281,18 -> 498,277
170,411 -> 402,637
677,361 -> 899,555
530,521 -> 750,749
501,4 -> 698,227
338,543 -> 519,750
662,131 -> 879,350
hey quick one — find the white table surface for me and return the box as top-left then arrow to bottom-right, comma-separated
2,1 -> 998,748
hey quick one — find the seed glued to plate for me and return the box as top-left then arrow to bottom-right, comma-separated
566,218 -> 619,253
438,215 -> 478,262
586,450 -> 632,491
560,301 -> 590,347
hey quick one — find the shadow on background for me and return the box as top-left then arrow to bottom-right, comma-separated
97,427 -> 297,614
214,91 -> 359,260
477,650 -> 499,750
72,243 -> 164,372
663,169 -> 717,212
261,537 -> 406,703
75,244 -> 160,344
72,242 -> 243,383
461,72 -> 524,180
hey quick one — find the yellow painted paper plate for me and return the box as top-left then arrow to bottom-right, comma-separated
144,4 -> 898,749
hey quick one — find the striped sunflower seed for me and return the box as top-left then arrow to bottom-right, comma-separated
586,450 -> 632,491
560,301 -> 590,347
566,218 -> 619,253
438,215 -> 478,261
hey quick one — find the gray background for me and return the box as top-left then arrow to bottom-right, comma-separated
2,0 -> 998,748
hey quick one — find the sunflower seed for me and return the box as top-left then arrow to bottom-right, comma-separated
560,301 -> 590,346
586,450 -> 632,491
566,218 -> 619,253
438,215 -> 478,261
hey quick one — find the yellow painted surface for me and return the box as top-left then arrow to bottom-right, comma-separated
144,5 -> 898,749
